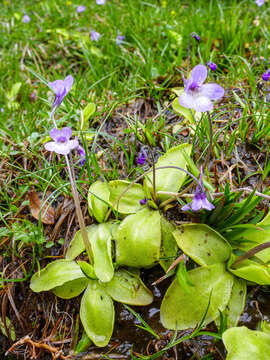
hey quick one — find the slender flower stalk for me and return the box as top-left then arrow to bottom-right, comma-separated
44,127 -> 93,263
202,111 -> 213,169
65,155 -> 93,263
104,165 -> 211,221
187,32 -> 200,75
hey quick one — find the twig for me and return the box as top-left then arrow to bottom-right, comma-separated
202,111 -> 213,170
65,155 -> 93,264
157,187 -> 270,201
231,242 -> 270,268
6,335 -> 71,360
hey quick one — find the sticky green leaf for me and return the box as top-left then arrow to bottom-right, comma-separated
104,269 -> 153,305
0,316 -> 16,340
90,223 -> 114,283
30,260 -> 85,292
223,326 -> 270,360
80,281 -> 114,347
115,208 -> 161,268
216,278 -> 246,328
173,224 -> 231,266
66,225 -> 98,260
159,217 -> 177,272
77,261 -> 97,279
109,180 -> 146,214
172,97 -> 196,125
258,211 -> 270,226
144,144 -> 192,201
229,259 -> 270,285
233,226 -> 270,263
53,278 -> 88,299
160,263 -> 234,330
88,181 -> 110,223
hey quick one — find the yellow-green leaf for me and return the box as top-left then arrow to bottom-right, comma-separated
80,281 -> 114,347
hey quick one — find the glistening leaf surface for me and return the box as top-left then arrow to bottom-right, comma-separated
173,224 -> 231,266
160,263 -> 233,330
115,208 -> 161,268
80,281 -> 114,347
104,269 -> 153,305
144,143 -> 192,201
223,326 -> 270,360
30,260 -> 86,292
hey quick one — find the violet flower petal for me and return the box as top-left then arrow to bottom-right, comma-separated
23,14 -> 31,23
64,75 -> 74,94
90,30 -> 101,41
256,0 -> 264,6
200,83 -> 224,100
190,65 -> 208,86
59,127 -> 72,141
181,203 -> 191,211
262,72 -> 270,81
140,198 -> 148,205
201,194 -> 215,210
190,194 -> 204,211
96,0 -> 106,4
207,62 -> 217,71
45,139 -> 79,155
49,80 -> 66,96
178,92 -> 195,109
116,34 -> 125,45
193,96 -> 213,112
77,5 -> 86,13
137,153 -> 146,166
49,128 -> 61,141
77,145 -> 86,165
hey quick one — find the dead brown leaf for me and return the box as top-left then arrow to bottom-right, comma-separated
28,191 -> 55,224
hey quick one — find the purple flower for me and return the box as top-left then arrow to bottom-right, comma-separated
77,5 -> 86,13
1,108 -> 4,113
207,62 -> 217,71
116,32 -> 125,46
182,169 -> 215,212
44,127 -> 79,155
140,197 -> 148,206
90,30 -> 101,42
49,75 -> 73,110
77,145 -> 86,165
255,0 -> 264,6
191,32 -> 200,42
262,72 -> 270,81
96,0 -> 106,4
137,151 -> 146,166
179,64 -> 224,112
23,14 -> 30,23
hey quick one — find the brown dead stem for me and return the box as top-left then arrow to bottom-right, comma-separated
6,335 -> 71,360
